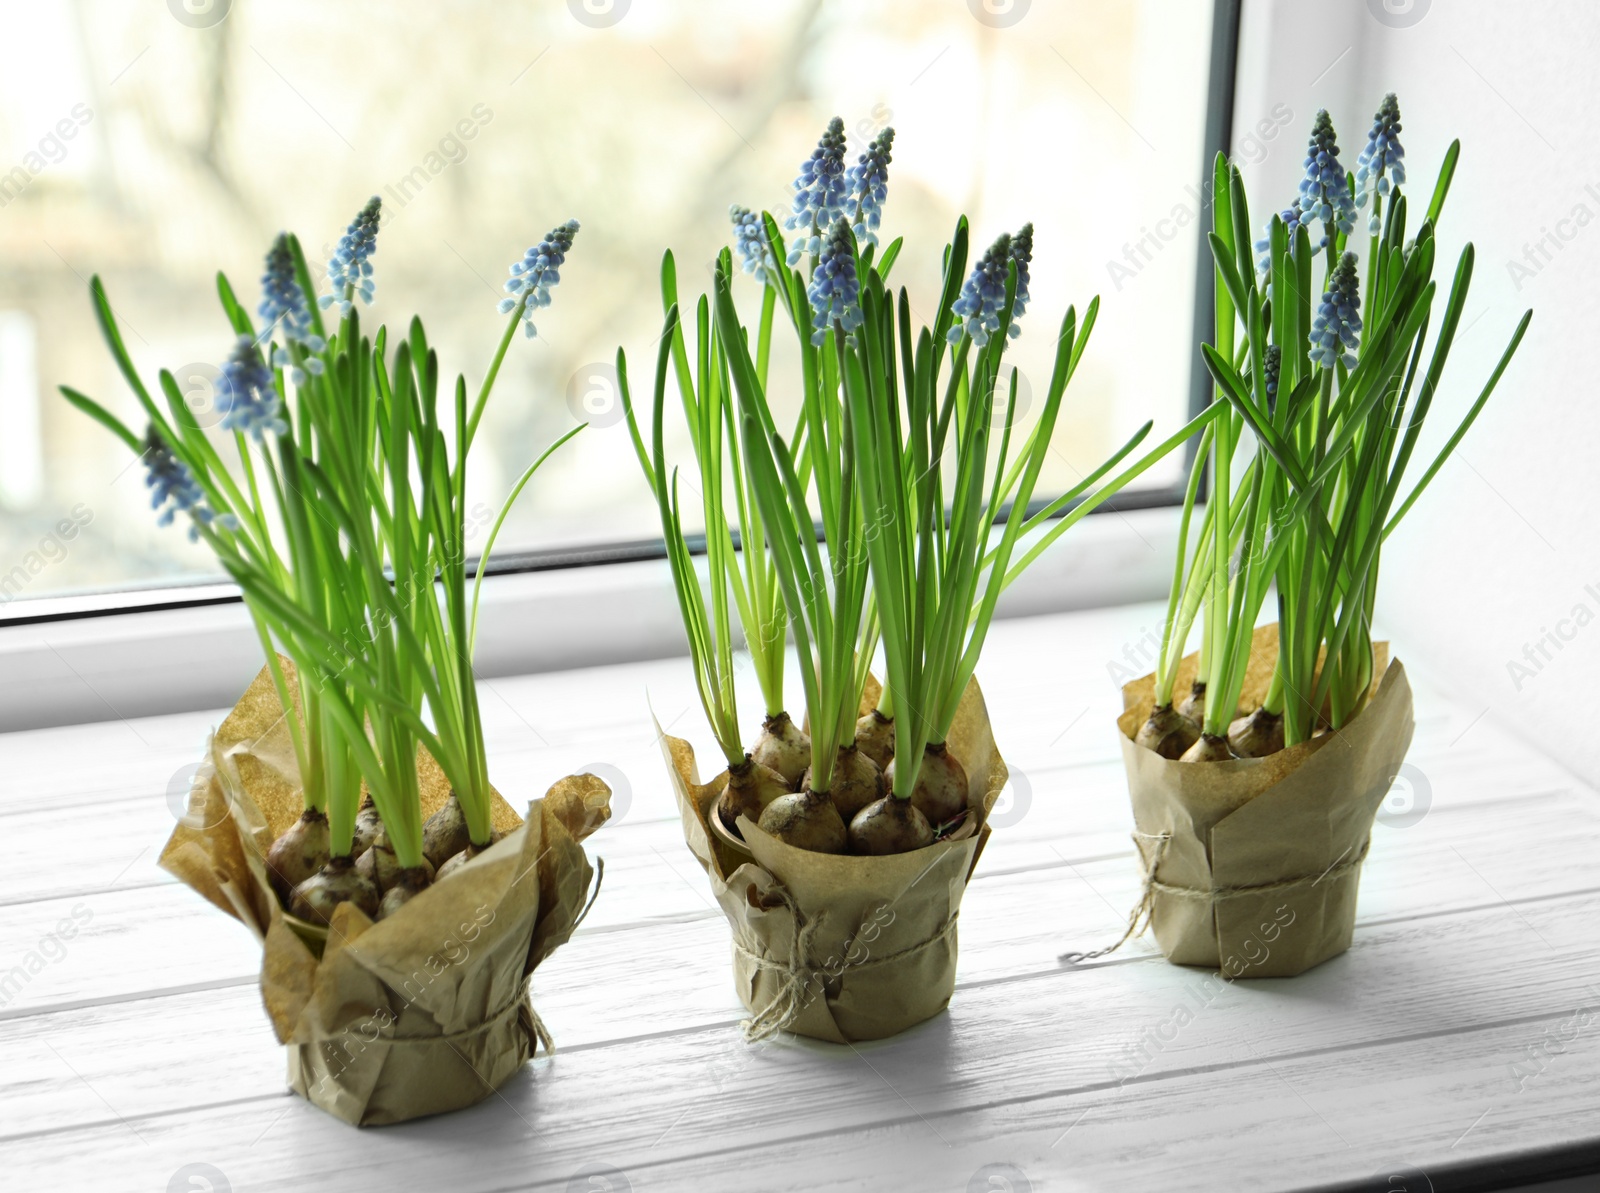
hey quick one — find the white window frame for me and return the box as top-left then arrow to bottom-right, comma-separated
0,506 -> 1183,731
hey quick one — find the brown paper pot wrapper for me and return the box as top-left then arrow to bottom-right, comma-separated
158,660 -> 610,1126
660,677 -> 1007,1044
1114,623 -> 1413,977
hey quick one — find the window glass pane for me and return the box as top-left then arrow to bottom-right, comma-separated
0,0 -> 1213,604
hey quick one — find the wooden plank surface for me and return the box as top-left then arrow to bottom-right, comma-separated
1,601 -> 1595,1192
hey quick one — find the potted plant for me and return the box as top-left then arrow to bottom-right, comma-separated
627,120 -> 1212,1041
61,202 -> 613,1123
1106,98 -> 1531,977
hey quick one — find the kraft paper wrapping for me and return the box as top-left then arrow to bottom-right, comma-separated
158,659 -> 610,1126
661,678 -> 1006,1044
1113,624 -> 1413,977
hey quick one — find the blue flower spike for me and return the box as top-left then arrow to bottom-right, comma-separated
1262,343 -> 1282,413
499,218 -> 580,339
948,230 -> 1022,347
1298,110 -> 1357,248
1255,198 -> 1310,278
258,234 -> 324,384
1355,93 -> 1406,234
730,205 -> 777,286
845,127 -> 895,247
1308,251 -> 1362,371
321,196 -> 382,316
805,219 -> 863,347
785,117 -> 849,265
143,426 -> 234,541
219,335 -> 289,441
1007,222 -> 1034,338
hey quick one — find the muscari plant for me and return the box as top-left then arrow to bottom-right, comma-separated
63,199 -> 585,922
1136,96 -> 1531,762
710,124 -> 908,854
834,216 -> 1219,852
616,243 -> 799,835
615,120 -> 873,844
629,117 -> 1218,856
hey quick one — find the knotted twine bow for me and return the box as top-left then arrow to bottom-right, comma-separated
1059,830 -> 1172,963
734,882 -> 961,1043
1060,830 -> 1372,963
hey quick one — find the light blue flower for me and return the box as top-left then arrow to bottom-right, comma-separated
320,196 -> 381,316
1298,110 -> 1356,247
143,426 -> 234,541
258,234 -> 324,384
806,220 -> 862,346
218,335 -> 288,441
497,218 -> 580,339
1355,93 -> 1407,234
785,117 -> 849,265
730,205 -> 777,286
1308,252 -> 1362,371
1254,198 -> 1310,277
844,127 -> 894,247
947,230 -> 1023,347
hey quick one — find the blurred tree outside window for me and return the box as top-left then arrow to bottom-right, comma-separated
0,0 -> 1212,603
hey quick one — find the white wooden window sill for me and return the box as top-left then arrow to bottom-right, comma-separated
2,598 -> 1596,1192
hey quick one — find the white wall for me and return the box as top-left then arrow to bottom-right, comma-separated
1237,0 -> 1600,783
